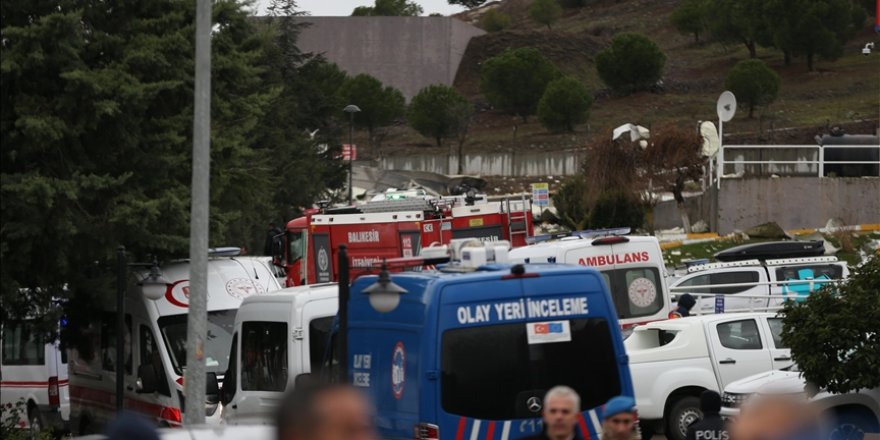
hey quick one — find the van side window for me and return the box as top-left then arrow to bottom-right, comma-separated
309,317 -> 335,375
241,322 -> 288,392
679,271 -> 759,295
140,325 -> 171,396
717,319 -> 763,350
767,318 -> 787,349
2,320 -> 45,365
101,314 -> 132,373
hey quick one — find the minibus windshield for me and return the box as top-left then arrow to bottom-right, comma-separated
158,310 -> 236,375
441,318 -> 621,420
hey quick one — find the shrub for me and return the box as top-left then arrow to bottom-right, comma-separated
480,9 -> 512,32
537,76 -> 593,132
724,59 -> 780,118
479,47 -> 560,121
595,33 -> 666,94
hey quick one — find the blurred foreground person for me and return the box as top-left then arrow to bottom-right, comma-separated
729,393 -> 825,440
523,386 -> 583,440
105,411 -> 159,440
276,383 -> 377,440
601,396 -> 641,440
686,390 -> 728,440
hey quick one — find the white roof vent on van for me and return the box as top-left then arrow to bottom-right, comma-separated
420,239 -> 512,270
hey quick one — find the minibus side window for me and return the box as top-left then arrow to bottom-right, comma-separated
2,321 -> 45,365
241,322 -> 288,392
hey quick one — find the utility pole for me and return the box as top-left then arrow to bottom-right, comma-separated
115,246 -> 126,413
184,0 -> 212,426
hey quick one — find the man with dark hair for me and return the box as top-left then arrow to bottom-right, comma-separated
669,293 -> 697,319
685,390 -> 728,440
276,382 -> 377,440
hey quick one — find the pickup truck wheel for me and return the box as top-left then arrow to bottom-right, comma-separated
667,396 -> 701,440
28,407 -> 43,440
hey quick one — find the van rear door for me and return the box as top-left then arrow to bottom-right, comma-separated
436,270 -> 629,440
574,237 -> 667,325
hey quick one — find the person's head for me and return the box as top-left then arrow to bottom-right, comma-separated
601,396 -> 637,440
700,390 -> 721,415
678,293 -> 696,310
276,382 -> 377,440
542,386 -> 580,440
105,411 -> 159,440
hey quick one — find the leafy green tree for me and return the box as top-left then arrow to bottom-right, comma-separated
782,254 -> 880,394
537,76 -> 593,132
407,85 -> 472,148
449,0 -> 485,8
671,0 -> 708,43
706,0 -> 773,58
589,191 -> 645,230
552,176 -> 591,230
0,0 -> 342,328
595,33 -> 667,95
724,59 -> 780,118
765,0 -> 866,71
351,0 -> 424,16
479,47 -> 560,122
337,74 -> 406,157
529,0 -> 563,30
480,9 -> 513,32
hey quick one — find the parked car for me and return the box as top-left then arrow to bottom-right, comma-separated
625,313 -> 791,440
720,365 -> 880,437
668,256 -> 848,313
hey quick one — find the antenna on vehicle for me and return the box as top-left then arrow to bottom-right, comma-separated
715,91 -> 737,189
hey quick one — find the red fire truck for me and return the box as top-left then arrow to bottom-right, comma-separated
278,197 -> 533,287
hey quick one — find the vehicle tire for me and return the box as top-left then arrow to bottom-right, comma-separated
828,407 -> 880,440
28,407 -> 43,440
78,415 -> 92,436
667,396 -> 702,440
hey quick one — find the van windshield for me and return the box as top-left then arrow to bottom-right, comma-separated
441,318 -> 621,420
158,310 -> 236,375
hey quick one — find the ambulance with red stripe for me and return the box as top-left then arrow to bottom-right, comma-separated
346,240 -> 634,440
66,253 -> 281,434
1,314 -> 69,435
507,230 -> 671,331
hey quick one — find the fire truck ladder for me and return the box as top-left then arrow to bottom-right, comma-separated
357,198 -> 437,214
505,194 -> 531,241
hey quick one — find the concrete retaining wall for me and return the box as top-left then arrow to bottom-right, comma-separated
293,17 -> 485,101
653,178 -> 880,234
379,150 -> 585,176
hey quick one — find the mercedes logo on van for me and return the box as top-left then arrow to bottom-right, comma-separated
527,396 -> 542,413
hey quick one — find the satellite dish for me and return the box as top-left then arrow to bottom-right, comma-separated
717,91 -> 737,122
700,121 -> 720,157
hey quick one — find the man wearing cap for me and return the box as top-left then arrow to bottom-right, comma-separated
601,396 -> 641,440
686,390 -> 728,440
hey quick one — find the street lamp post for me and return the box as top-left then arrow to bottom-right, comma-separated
115,246 -> 126,413
343,104 -> 361,205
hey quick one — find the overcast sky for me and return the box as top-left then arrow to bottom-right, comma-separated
253,0 -> 467,16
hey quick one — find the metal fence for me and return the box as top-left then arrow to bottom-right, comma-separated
715,144 -> 880,185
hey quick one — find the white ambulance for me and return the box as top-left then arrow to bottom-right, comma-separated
67,254 -> 281,434
508,230 -> 671,329
1,315 -> 70,435
219,283 -> 339,425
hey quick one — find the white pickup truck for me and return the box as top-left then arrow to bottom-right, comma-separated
625,313 -> 792,440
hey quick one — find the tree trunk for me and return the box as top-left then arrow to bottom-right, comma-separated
748,104 -> 755,119
457,139 -> 465,174
807,52 -> 814,71
745,40 -> 757,58
678,201 -> 692,233
694,31 -> 699,44
783,51 -> 791,66
436,136 -> 442,148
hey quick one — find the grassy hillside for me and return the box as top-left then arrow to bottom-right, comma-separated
379,0 -> 879,157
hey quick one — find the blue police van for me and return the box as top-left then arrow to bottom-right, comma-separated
347,243 -> 634,440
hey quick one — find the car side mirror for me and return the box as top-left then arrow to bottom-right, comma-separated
136,364 -> 158,394
294,373 -> 313,389
206,372 -> 220,405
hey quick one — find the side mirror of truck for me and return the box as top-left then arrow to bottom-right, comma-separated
206,372 -> 220,405
220,369 -> 234,406
136,364 -> 158,394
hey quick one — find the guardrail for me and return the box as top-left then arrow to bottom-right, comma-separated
714,144 -> 880,185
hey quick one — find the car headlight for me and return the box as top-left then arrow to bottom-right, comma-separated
721,392 -> 749,408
